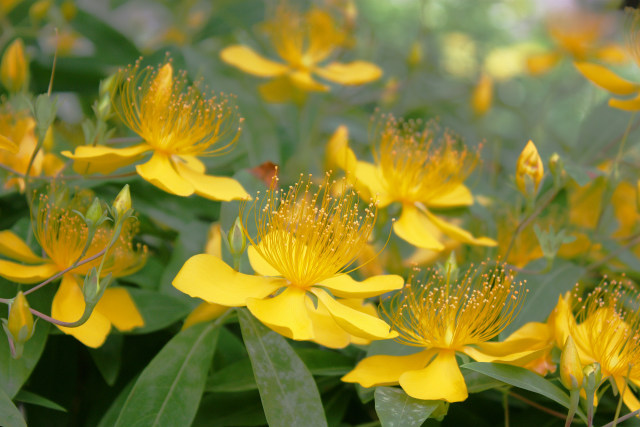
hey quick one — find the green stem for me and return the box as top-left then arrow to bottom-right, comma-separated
29,306 -> 91,328
503,390 -> 510,427
601,409 -> 640,427
612,378 -> 629,427
565,389 -> 580,427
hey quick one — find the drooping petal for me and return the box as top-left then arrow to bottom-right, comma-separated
304,296 -> 351,349
173,253 -> 284,306
136,152 -> 194,196
174,160 -> 251,201
220,45 -> 290,77
399,349 -> 468,402
462,342 -> 547,365
0,259 -> 58,284
289,71 -> 329,92
609,94 -> 640,111
318,273 -> 403,298
614,376 -> 640,413
62,143 -> 150,175
421,208 -> 497,247
574,62 -> 640,96
52,274 -> 111,348
502,321 -> 551,342
246,286 -> 313,340
428,184 -> 473,208
247,246 -> 281,277
94,287 -> 144,332
311,288 -> 397,341
0,230 -> 43,263
526,51 -> 562,75
315,61 -> 382,85
325,125 -> 357,174
393,205 -> 445,250
258,77 -> 296,103
354,161 -> 392,207
338,299 -> 379,346
182,301 -> 230,330
342,349 -> 434,387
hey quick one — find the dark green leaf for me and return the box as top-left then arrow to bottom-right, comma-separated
14,389 -> 66,412
374,387 -> 440,427
127,288 -> 191,334
97,377 -> 136,427
193,390 -> 266,427
89,333 -> 123,386
0,387 -> 26,427
238,309 -> 328,427
113,321 -> 220,427
295,348 -> 354,376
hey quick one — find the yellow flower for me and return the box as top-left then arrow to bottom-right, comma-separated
0,112 -> 63,192
0,190 -> 146,347
342,264 -> 530,402
173,175 -> 403,349
62,60 -> 250,201
471,73 -> 493,116
527,9 -> 626,75
0,38 -> 28,93
329,116 -> 496,251
515,140 -> 544,197
220,1 -> 381,103
564,284 -> 640,412
575,9 -> 640,111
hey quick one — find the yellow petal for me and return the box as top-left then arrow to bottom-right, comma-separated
0,230 -> 43,263
502,321 -> 551,342
173,253 -> 284,306
258,77 -> 296,103
0,134 -> 18,153
311,288 -> 397,341
289,71 -> 329,92
315,61 -> 382,85
0,259 -> 58,284
399,349 -> 468,402
462,342 -> 548,365
428,184 -> 473,208
318,273 -> 403,298
574,62 -> 640,96
342,349 -> 434,387
246,286 -> 313,340
42,153 -> 65,177
136,152 -> 194,196
526,51 -> 562,75
247,246 -> 281,277
52,274 -> 111,348
205,223 -> 222,258
393,205 -> 445,250
62,143 -> 150,175
174,160 -> 251,201
609,94 -> 640,111
421,208 -> 497,247
593,44 -> 628,65
94,287 -> 144,332
325,125 -> 357,173
182,301 -> 230,330
552,294 -> 575,349
354,161 -> 392,206
338,299 -> 379,345
220,45 -> 289,77
305,297 -> 351,349
614,376 -> 640,413
177,155 -> 206,173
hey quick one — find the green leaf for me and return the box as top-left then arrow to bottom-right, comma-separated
238,309 -> 328,427
0,320 -> 50,398
295,348 -> 354,376
113,321 -> 220,427
206,357 -> 256,392
89,333 -> 123,386
127,288 -> 191,334
98,377 -> 137,427
374,387 -> 440,427
193,390 -> 266,427
0,387 -> 26,427
13,390 -> 66,412
461,362 -> 586,422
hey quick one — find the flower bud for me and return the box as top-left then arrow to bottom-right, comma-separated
6,291 -> 35,358
85,197 -> 103,227
228,216 -> 247,256
560,336 -> 583,391
0,38 -> 28,93
583,362 -> 602,392
113,184 -> 132,218
516,140 -> 544,197
471,73 -> 493,116
83,268 -> 111,307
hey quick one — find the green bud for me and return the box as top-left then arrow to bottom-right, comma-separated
228,217 -> 247,256
113,184 -> 132,219
83,268 -> 111,307
99,74 -> 116,98
85,197 -> 103,227
549,153 -> 564,187
431,401 -> 450,421
583,363 -> 602,393
3,291 -> 35,359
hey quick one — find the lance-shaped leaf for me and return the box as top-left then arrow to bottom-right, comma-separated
375,387 -> 440,427
0,388 -> 26,427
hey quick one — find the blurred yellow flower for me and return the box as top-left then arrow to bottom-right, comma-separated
342,264 -> 532,402
0,191 -> 146,347
173,175 -> 403,349
0,38 -> 28,93
220,1 -> 381,103
471,73 -> 493,116
328,116 -> 496,251
63,60 -> 250,201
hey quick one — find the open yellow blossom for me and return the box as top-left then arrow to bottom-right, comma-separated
575,9 -> 640,111
0,190 -> 146,347
62,60 -> 249,201
563,284 -> 640,412
342,264 -> 531,402
527,9 -> 626,75
329,116 -> 496,251
220,1 -> 381,103
173,174 -> 403,348
0,112 -> 63,192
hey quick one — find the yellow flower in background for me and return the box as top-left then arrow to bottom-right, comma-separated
471,73 -> 493,116
328,116 -> 496,251
174,174 -> 403,349
0,190 -> 146,347
0,38 -> 28,93
0,112 -> 63,192
527,8 -> 626,75
220,1 -> 381,103
342,264 -> 532,402
62,60 -> 250,201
